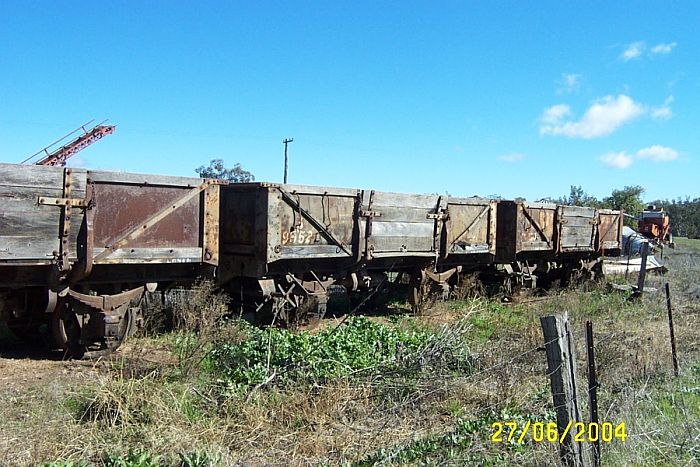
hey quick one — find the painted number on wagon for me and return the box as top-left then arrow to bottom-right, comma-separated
282,229 -> 320,245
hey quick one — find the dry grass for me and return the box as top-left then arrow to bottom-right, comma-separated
0,241 -> 698,465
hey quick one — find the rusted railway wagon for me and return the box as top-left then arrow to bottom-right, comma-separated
0,162 -> 221,355
218,183 -> 497,319
1,162 -> 623,355
495,201 -> 622,288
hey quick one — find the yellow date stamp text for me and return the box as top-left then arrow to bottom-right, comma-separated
491,421 -> 627,444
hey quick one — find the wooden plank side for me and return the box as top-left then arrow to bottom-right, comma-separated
275,190 -> 356,249
559,205 -> 596,217
1,174 -> 85,261
371,235 -> 434,253
0,186 -> 85,230
89,170 -> 203,188
0,163 -> 87,191
370,191 -> 439,209
96,247 -> 202,264
518,205 -> 556,252
0,236 -> 58,262
445,202 -> 491,246
279,183 -> 359,198
561,216 -> 596,227
279,245 -> 352,258
372,205 -> 435,223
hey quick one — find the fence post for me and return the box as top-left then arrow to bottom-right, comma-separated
664,283 -> 679,377
541,312 -> 585,467
635,242 -> 649,296
586,321 -> 600,467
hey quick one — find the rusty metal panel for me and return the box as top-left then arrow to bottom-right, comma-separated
444,197 -> 495,255
597,209 -> 623,254
556,205 -> 597,253
88,171 -> 210,264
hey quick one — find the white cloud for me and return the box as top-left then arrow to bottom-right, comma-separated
540,95 -> 644,139
636,145 -> 678,161
651,42 -> 677,55
498,153 -> 525,162
651,95 -> 674,120
541,104 -> 571,125
621,41 -> 645,61
600,151 -> 634,169
599,144 -> 680,169
557,73 -> 581,95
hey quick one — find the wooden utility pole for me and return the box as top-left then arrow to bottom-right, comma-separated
283,138 -> 293,184
541,313 -> 585,467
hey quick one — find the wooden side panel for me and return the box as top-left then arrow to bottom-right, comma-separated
219,183 -> 358,278
520,203 -> 556,251
274,187 -> 356,259
445,198 -> 495,255
597,209 -> 623,255
362,191 -> 437,258
0,163 -> 86,263
557,205 -> 597,253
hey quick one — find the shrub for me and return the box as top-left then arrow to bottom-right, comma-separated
207,316 -> 434,389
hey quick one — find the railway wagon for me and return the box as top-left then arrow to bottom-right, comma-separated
494,201 -> 623,288
0,162 -> 221,355
1,162 -> 623,355
217,183 -> 496,320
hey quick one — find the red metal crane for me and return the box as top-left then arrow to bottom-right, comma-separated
22,120 -> 116,167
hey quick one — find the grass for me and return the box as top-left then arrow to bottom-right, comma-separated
0,239 -> 698,465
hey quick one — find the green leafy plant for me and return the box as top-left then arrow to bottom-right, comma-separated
208,316 -> 434,389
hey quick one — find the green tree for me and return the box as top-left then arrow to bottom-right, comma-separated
195,159 -> 254,183
565,185 -> 602,207
551,185 -> 601,207
603,185 -> 645,225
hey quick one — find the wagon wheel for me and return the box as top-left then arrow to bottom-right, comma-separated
297,294 -> 328,329
5,288 -> 56,347
51,300 -> 86,359
104,305 -> 136,352
408,270 -> 433,314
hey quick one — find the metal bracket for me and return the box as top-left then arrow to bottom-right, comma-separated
359,190 -> 379,260
37,169 -> 96,276
38,197 -> 89,207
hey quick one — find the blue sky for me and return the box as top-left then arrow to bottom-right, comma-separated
1,1 -> 697,202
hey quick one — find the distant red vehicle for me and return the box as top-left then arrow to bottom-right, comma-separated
638,206 -> 674,247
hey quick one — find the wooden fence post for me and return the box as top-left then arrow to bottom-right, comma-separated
541,312 -> 585,467
635,242 -> 649,296
586,321 -> 600,467
664,282 -> 679,377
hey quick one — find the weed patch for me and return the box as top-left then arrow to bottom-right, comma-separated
207,316 -> 448,390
